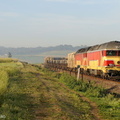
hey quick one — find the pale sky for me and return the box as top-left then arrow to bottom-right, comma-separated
0,0 -> 120,47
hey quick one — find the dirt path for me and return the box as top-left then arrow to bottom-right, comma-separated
28,72 -> 103,120
58,84 -> 103,120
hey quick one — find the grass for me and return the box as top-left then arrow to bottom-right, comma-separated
0,59 -> 23,95
59,73 -> 120,120
0,64 -> 37,120
0,60 -> 120,120
0,58 -> 18,63
35,68 -> 94,120
0,73 -> 32,120
0,71 -> 9,95
0,59 -> 27,119
0,63 -> 94,120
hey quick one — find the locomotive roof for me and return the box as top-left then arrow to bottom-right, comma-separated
88,45 -> 100,51
76,41 -> 120,53
98,41 -> 120,50
76,47 -> 91,53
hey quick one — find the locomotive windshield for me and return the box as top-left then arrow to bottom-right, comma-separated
106,50 -> 120,56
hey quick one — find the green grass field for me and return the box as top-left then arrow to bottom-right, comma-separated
0,59 -> 120,120
59,73 -> 120,120
0,60 -> 93,120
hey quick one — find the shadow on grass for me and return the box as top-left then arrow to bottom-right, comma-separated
103,85 -> 120,98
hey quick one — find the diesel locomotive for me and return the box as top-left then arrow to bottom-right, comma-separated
44,41 -> 120,79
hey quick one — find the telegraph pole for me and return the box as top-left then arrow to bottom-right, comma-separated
77,65 -> 80,81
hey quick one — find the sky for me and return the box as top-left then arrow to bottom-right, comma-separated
0,0 -> 120,47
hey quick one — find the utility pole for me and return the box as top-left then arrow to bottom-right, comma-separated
77,65 -> 80,81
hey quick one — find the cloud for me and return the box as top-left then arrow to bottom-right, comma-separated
0,12 -> 19,17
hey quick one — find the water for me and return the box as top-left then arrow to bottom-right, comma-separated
13,55 -> 45,64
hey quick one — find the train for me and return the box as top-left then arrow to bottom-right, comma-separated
44,41 -> 120,79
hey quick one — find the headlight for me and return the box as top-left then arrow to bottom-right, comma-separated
108,64 -> 115,67
117,61 -> 120,64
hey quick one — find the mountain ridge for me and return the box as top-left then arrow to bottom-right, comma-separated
0,45 -> 86,56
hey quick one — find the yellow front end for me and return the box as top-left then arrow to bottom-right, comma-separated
100,56 -> 120,75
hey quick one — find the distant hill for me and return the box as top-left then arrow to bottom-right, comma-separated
0,45 -> 87,56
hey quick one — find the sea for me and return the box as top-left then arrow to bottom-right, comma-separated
13,55 -> 45,64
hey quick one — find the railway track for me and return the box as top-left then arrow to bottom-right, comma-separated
79,74 -> 120,95
70,70 -> 120,96
45,65 -> 120,96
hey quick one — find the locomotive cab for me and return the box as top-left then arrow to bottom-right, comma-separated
102,50 -> 120,67
100,41 -> 120,78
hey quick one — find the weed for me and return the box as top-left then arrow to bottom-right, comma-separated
59,73 -> 120,120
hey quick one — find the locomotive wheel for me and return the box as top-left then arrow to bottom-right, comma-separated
100,72 -> 109,79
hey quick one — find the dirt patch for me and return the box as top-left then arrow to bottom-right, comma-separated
29,73 -> 104,120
